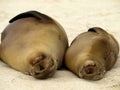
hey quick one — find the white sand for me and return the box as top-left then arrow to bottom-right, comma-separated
0,0 -> 120,90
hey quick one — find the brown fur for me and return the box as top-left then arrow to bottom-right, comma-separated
65,27 -> 119,80
0,11 -> 68,79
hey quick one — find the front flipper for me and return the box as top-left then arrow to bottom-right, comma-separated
88,27 -> 108,34
9,10 -> 53,23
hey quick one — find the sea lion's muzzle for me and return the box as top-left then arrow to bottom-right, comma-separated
30,55 -> 57,79
79,60 -> 106,80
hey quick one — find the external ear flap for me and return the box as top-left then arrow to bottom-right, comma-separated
88,27 -> 108,34
9,10 -> 52,23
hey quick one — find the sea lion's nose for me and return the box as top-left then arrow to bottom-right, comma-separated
30,55 -> 57,79
79,60 -> 106,80
82,60 -> 96,76
84,65 -> 95,75
33,55 -> 49,71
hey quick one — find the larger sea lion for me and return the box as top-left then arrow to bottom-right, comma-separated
65,27 -> 119,80
0,11 -> 68,79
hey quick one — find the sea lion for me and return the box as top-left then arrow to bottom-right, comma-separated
0,11 -> 68,79
65,27 -> 119,80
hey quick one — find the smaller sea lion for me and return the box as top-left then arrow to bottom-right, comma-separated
65,27 -> 119,80
0,11 -> 68,79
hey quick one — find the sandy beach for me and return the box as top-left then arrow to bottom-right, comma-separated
0,0 -> 120,90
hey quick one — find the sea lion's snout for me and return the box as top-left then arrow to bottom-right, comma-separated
84,64 -> 96,75
30,55 -> 57,79
79,60 -> 106,80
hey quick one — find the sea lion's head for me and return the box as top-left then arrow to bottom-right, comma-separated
29,53 -> 57,79
78,59 -> 106,80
